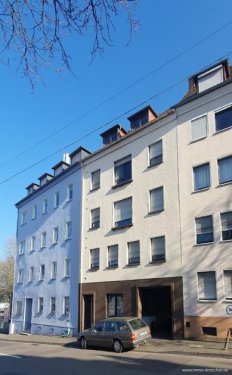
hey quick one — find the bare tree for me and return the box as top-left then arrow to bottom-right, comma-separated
0,0 -> 139,85
0,238 -> 16,303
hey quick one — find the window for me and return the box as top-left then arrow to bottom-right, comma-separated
114,197 -> 132,228
107,294 -> 123,317
64,258 -> 71,277
195,215 -> 214,244
29,266 -> 35,282
64,297 -> 70,315
38,297 -> 43,313
197,65 -> 223,93
66,221 -> 72,239
18,269 -> 24,283
16,301 -> 23,315
114,155 -> 132,185
32,205 -> 37,220
50,297 -> 56,314
94,321 -> 104,332
90,248 -> 100,270
42,198 -> 48,214
215,106 -> 232,132
54,192 -> 60,208
151,236 -> 165,262
150,187 -> 164,213
51,262 -> 57,279
90,208 -> 100,229
41,231 -> 47,248
20,211 -> 27,225
218,156 -> 232,184
198,271 -> 217,300
53,227 -> 59,244
128,241 -> 140,265
220,212 -> 232,241
31,236 -> 36,251
104,321 -> 117,332
149,140 -> 162,166
191,115 -> 207,141
108,245 -> 118,268
19,240 -> 25,255
224,270 -> 232,300
40,264 -> 45,280
67,184 -> 73,201
91,169 -> 100,190
193,163 -> 210,191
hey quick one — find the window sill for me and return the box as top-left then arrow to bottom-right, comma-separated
219,239 -> 232,243
126,263 -> 140,267
18,253 -> 25,256
198,299 -> 217,303
148,209 -> 164,215
65,237 -> 72,241
112,223 -> 133,231
191,187 -> 210,194
106,265 -> 118,269
29,250 -> 35,253
89,226 -> 100,231
224,299 -> 232,302
213,125 -> 232,136
216,181 -> 232,188
90,187 -> 100,193
194,242 -> 214,247
89,267 -> 99,272
147,161 -> 163,169
112,179 -> 133,189
149,260 -> 166,264
188,136 -> 207,145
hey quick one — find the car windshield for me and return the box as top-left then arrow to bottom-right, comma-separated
128,318 -> 146,330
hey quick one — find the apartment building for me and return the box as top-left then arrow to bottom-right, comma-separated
12,59 -> 232,339
80,59 -> 232,339
12,148 -> 90,336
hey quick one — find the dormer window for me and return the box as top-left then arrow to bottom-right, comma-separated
197,65 -> 224,93
100,125 -> 127,146
128,106 -> 157,131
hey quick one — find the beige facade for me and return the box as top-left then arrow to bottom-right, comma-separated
80,60 -> 232,339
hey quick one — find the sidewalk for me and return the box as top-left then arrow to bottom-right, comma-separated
0,333 -> 232,358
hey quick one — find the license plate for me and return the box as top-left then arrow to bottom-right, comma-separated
139,331 -> 147,337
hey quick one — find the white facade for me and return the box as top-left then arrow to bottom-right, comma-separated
12,162 -> 83,336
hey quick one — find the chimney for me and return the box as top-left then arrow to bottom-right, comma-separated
100,124 -> 127,146
128,105 -> 158,130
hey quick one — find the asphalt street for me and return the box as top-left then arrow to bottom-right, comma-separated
0,341 -> 232,375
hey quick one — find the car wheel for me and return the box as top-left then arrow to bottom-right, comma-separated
80,336 -> 87,349
113,339 -> 123,353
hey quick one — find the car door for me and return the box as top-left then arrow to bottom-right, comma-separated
102,321 -> 117,348
89,321 -> 104,347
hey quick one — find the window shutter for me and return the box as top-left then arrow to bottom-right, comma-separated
191,116 -> 207,141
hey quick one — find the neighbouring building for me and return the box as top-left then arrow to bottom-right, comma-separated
12,148 -> 90,336
12,59 -> 232,339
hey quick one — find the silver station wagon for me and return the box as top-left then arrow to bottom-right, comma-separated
78,317 -> 151,353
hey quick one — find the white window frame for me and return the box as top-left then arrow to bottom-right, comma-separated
18,269 -> 24,283
67,184 -> 73,201
114,155 -> 132,186
149,186 -> 164,213
108,245 -> 118,268
90,248 -> 100,270
149,140 -> 163,167
151,236 -> 166,262
190,115 -> 208,142
63,296 -> 70,315
19,240 -> 25,255
50,297 -> 56,314
218,155 -> 232,185
32,205 -> 37,220
195,215 -> 214,245
113,197 -> 132,229
197,271 -> 217,301
90,207 -> 100,229
51,261 -> 57,279
31,236 -> 36,251
41,231 -> 47,248
16,301 -> 23,315
54,192 -> 60,208
193,162 -> 210,191
20,211 -> 27,225
66,221 -> 72,239
29,266 -> 35,282
64,258 -> 71,277
40,264 -> 45,280
220,211 -> 232,241
91,169 -> 100,191
42,198 -> 48,214
224,270 -> 232,300
215,104 -> 232,133
38,297 -> 44,314
127,241 -> 140,265
53,227 -> 59,244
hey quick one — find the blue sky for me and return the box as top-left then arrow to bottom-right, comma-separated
0,0 -> 232,257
